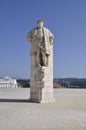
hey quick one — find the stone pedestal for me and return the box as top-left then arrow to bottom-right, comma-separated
30,46 -> 55,103
26,20 -> 55,103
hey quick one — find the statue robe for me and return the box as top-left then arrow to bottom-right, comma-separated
26,27 -> 54,55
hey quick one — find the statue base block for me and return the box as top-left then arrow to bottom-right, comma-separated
30,66 -> 55,103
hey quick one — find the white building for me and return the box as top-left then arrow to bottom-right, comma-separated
0,76 -> 18,88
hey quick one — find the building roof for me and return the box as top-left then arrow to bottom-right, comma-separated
0,76 -> 17,84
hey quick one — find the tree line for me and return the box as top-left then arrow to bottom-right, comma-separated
17,78 -> 86,88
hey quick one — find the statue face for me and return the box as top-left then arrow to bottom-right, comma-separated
37,22 -> 44,28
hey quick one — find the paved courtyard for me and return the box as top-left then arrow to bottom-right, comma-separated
0,88 -> 86,130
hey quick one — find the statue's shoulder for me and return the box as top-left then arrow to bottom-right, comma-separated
30,27 -> 36,32
43,27 -> 50,32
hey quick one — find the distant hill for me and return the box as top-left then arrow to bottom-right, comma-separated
54,78 -> 86,88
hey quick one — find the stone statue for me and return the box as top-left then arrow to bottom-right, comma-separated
26,20 -> 55,103
26,20 -> 54,67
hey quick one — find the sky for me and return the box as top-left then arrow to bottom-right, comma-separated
0,0 -> 86,79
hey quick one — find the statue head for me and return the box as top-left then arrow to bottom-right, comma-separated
37,20 -> 44,28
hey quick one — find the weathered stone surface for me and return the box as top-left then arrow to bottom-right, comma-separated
26,20 -> 55,103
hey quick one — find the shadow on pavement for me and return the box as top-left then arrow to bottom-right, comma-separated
0,99 -> 31,103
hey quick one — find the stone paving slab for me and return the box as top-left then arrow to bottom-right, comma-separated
0,88 -> 86,130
